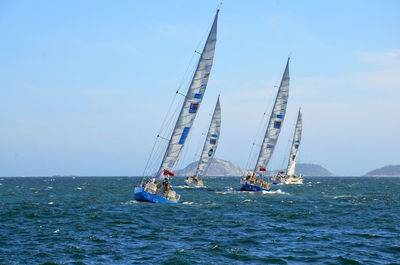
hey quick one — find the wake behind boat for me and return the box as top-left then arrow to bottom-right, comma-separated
185,96 -> 221,188
134,10 -> 219,203
241,58 -> 290,192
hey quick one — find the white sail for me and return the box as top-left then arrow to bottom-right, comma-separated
157,10 -> 219,178
195,96 -> 221,178
254,58 -> 290,174
286,109 -> 302,176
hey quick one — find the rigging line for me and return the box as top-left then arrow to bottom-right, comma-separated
177,8 -> 215,94
141,136 -> 160,182
143,98 -> 180,177
245,108 -> 269,170
176,53 -> 197,93
158,96 -> 184,139
157,135 -> 170,141
147,141 -> 165,177
147,136 -> 170,177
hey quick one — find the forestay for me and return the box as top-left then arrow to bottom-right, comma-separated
157,10 -> 219,178
195,96 -> 221,178
254,58 -> 290,174
286,109 -> 302,176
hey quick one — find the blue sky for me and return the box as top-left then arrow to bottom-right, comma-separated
0,0 -> 399,176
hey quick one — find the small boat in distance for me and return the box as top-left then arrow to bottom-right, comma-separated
240,58 -> 290,192
134,10 -> 219,203
185,96 -> 221,188
274,109 -> 303,184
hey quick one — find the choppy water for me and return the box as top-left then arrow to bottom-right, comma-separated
0,177 -> 399,264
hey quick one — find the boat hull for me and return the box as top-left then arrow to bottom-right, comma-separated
272,180 -> 284,185
284,178 -> 303,185
184,178 -> 204,188
240,181 -> 270,192
134,187 -> 180,203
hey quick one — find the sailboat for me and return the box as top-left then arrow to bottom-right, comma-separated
185,96 -> 221,188
134,10 -> 219,203
280,109 -> 303,184
240,58 -> 290,192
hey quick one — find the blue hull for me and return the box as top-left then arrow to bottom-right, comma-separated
240,181 -> 270,192
134,187 -> 179,204
272,180 -> 283,185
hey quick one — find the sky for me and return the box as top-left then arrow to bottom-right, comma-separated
0,0 -> 399,176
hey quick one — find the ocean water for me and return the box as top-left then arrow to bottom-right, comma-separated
0,176 -> 399,264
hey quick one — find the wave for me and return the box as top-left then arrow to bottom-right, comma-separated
263,189 -> 289,195
333,195 -> 353,199
175,185 -> 207,189
122,200 -> 138,204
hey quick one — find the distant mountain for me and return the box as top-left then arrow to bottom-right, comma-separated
176,159 -> 333,177
176,158 -> 245,177
272,163 -> 334,176
364,165 -> 400,177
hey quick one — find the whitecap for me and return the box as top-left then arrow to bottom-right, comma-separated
263,189 -> 289,195
182,201 -> 194,205
242,199 -> 255,203
216,191 -> 236,195
48,202 -> 55,205
122,200 -> 138,204
53,229 -> 60,233
45,186 -> 53,190
333,195 -> 353,199
76,187 -> 82,190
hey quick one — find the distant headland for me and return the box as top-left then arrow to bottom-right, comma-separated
364,165 -> 400,177
176,158 -> 334,177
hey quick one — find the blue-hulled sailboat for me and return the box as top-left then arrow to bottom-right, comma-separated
134,10 -> 219,203
185,96 -> 221,188
240,58 -> 290,192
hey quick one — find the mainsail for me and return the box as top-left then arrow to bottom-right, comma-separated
157,10 -> 219,178
254,58 -> 290,174
195,96 -> 221,177
286,109 -> 302,176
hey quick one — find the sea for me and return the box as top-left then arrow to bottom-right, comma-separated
0,176 -> 399,264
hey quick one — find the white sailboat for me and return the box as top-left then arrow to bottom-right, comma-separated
240,58 -> 290,192
134,10 -> 219,203
185,96 -> 221,188
283,109 -> 303,184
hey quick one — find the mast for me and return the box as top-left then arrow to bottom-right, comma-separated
254,58 -> 290,174
157,10 -> 219,179
286,109 -> 302,176
195,96 -> 221,178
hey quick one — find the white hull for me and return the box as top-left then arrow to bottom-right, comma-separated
284,177 -> 303,185
184,177 -> 204,188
